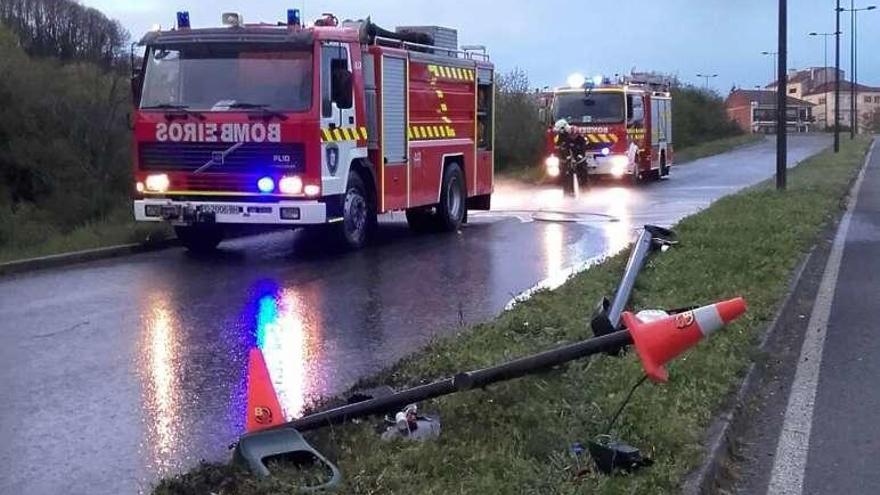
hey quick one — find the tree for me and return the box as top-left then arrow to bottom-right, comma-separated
494,68 -> 546,171
863,107 -> 880,134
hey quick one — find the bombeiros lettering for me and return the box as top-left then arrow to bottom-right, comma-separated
155,123 -> 282,143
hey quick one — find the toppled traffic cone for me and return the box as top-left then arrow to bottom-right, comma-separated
623,297 -> 747,383
245,348 -> 284,433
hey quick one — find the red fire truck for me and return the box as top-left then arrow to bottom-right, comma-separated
130,10 -> 494,251
541,74 -> 673,185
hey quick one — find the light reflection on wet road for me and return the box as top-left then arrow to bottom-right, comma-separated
0,135 -> 828,494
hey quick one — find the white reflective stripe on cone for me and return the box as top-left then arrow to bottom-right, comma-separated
693,304 -> 724,336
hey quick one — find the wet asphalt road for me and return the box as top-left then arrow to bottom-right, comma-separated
0,135 -> 829,494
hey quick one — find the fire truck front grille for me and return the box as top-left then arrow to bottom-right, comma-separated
139,142 -> 305,174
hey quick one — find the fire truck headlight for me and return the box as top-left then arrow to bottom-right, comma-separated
545,155 -> 560,177
145,174 -> 170,193
304,184 -> 321,197
601,147 -> 611,156
257,176 -> 275,194
136,181 -> 145,193
279,176 -> 303,195
610,155 -> 629,177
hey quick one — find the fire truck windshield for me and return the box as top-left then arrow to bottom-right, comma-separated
553,92 -> 624,125
140,45 -> 313,112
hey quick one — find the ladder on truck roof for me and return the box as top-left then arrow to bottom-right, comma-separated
372,36 -> 490,61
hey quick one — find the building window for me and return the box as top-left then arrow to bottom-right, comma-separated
819,97 -> 826,104
874,96 -> 880,103
866,96 -> 873,104
788,87 -> 797,94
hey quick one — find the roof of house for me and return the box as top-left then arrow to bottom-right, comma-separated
803,80 -> 880,96
727,89 -> 814,107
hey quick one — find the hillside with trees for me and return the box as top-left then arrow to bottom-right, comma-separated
0,0 -> 137,258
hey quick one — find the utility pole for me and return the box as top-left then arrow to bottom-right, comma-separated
777,0 -> 787,190
834,0 -> 841,152
851,0 -> 856,138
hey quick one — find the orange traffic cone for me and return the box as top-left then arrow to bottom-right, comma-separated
245,348 -> 285,433
623,297 -> 747,383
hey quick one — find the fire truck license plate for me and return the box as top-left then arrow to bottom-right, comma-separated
199,205 -> 242,215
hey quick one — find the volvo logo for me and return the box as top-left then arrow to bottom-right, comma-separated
211,151 -> 225,165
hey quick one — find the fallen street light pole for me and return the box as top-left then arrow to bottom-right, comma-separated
591,225 -> 677,337
234,297 -> 747,485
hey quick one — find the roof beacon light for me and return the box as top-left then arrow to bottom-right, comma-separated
176,11 -> 190,29
567,73 -> 587,89
222,12 -> 243,27
287,9 -> 301,27
592,75 -> 604,87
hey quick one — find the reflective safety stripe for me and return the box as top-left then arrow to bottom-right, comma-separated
426,64 -> 476,81
408,125 -> 458,140
693,304 -> 724,337
321,127 -> 369,143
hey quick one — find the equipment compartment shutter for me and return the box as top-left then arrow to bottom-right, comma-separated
382,56 -> 406,164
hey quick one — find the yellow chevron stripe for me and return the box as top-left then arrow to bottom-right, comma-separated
456,68 -> 464,80
360,127 -> 368,140
609,134 -> 619,143
446,125 -> 456,137
587,134 -> 600,143
599,134 -> 611,143
436,90 -> 444,98
321,128 -> 333,142
332,128 -> 343,141
428,65 -> 438,75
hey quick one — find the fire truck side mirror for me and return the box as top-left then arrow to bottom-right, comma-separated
332,69 -> 353,110
130,74 -> 143,107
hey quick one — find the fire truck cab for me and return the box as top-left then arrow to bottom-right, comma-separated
131,11 -> 494,252
541,74 -> 673,184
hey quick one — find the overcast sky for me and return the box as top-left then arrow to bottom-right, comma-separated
83,0 -> 879,93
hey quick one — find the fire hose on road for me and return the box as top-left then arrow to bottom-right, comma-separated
232,225 -> 746,490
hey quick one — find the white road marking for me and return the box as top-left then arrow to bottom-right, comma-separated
767,140 -> 875,494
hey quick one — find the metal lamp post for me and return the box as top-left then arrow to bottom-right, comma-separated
809,31 -> 842,130
696,73 -> 718,91
837,3 -> 877,137
762,51 -> 778,86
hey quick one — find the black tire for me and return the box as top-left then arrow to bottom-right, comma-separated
436,163 -> 466,231
660,153 -> 670,178
405,207 -> 436,232
175,225 -> 223,253
337,171 -> 374,250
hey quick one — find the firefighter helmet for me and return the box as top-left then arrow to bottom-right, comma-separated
553,119 -> 571,133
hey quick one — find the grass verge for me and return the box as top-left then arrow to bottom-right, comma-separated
674,134 -> 764,164
0,207 -> 171,263
155,137 -> 871,495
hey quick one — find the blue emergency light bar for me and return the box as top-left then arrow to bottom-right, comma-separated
176,11 -> 190,29
287,9 -> 301,27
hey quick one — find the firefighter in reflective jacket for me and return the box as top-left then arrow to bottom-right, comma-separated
553,119 -> 588,195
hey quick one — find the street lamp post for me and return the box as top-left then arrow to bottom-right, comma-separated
762,51 -> 778,86
835,1 -> 841,151
776,0 -> 787,191
696,73 -> 718,91
809,31 -> 842,130
837,3 -> 877,137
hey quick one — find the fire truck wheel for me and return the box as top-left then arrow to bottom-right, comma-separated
338,172 -> 372,249
174,225 -> 223,253
436,163 -> 466,231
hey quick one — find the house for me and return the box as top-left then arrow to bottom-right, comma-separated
726,89 -> 815,134
801,81 -> 880,132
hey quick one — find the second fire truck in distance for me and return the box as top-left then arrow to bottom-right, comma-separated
541,74 -> 673,185
131,10 -> 494,252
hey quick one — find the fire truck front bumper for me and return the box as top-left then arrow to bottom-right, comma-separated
585,154 -> 632,177
134,199 -> 331,226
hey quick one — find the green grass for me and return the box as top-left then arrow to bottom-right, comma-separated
674,134 -> 765,164
154,137 -> 872,495
0,207 -> 171,263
